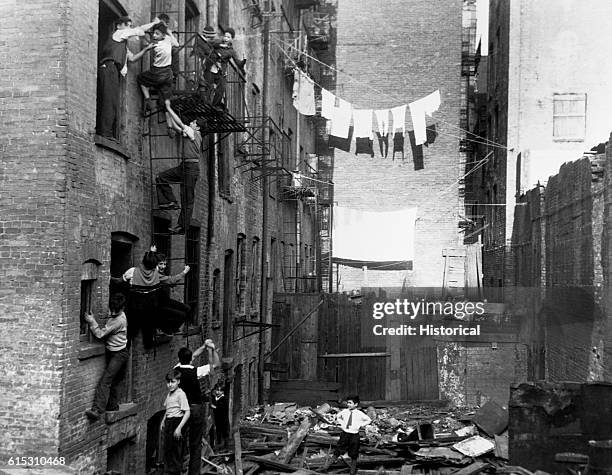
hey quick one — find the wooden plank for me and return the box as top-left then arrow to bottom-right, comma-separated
234,431 -> 244,475
319,352 -> 391,358
272,380 -> 341,390
278,418 -> 312,464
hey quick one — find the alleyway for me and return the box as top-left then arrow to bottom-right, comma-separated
2,0 -> 612,474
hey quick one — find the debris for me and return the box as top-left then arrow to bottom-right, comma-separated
234,430 -> 244,475
471,400 -> 508,436
278,418 -> 314,464
494,433 -> 508,460
452,435 -> 495,457
453,425 -> 477,437
451,461 -> 491,474
413,447 -> 470,465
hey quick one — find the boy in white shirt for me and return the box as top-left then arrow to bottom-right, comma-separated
330,395 -> 372,475
161,369 -> 191,475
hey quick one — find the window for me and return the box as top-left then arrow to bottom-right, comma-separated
236,234 -> 247,315
80,260 -> 101,342
185,226 -> 201,325
95,0 -> 128,141
553,93 -> 586,141
218,138 -> 231,196
212,269 -> 221,324
249,237 -> 260,315
110,232 -> 137,295
223,250 -> 234,354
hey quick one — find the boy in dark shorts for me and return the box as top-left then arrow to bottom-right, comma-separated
329,395 -> 372,475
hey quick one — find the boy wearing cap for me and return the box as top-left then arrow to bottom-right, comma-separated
97,15 -> 161,138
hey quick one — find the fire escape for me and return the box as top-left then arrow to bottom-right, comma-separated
144,4 -> 246,336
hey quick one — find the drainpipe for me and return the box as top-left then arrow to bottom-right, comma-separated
258,7 -> 271,405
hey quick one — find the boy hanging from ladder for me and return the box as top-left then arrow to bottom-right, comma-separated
155,113 -> 203,235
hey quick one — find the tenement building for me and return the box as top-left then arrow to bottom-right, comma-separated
0,0 -> 327,471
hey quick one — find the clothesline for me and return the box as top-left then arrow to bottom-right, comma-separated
277,38 -> 507,152
274,36 -> 508,151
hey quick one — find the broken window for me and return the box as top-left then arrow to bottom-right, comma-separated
249,237 -> 260,316
553,93 -> 586,141
185,225 -> 201,325
80,260 -> 100,342
236,234 -> 247,316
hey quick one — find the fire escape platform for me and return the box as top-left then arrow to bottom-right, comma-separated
171,93 -> 246,134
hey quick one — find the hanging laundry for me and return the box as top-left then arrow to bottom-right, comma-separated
292,70 -> 315,116
424,123 -> 438,146
328,126 -> 353,152
353,109 -> 373,138
390,105 -> 407,134
375,109 -> 390,157
355,138 -> 374,157
375,132 -> 389,158
353,109 -> 373,156
408,131 -> 424,170
392,132 -> 405,160
321,88 -> 336,119
409,90 -> 441,145
329,98 -> 352,139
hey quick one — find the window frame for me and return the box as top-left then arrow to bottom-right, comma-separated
552,93 -> 586,142
80,260 -> 101,343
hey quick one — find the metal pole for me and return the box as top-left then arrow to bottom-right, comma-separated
258,7 -> 271,404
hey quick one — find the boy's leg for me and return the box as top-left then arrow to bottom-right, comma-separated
97,64 -> 120,138
156,165 -> 182,208
347,433 -> 360,475
163,418 -> 183,474
177,167 -> 198,230
106,348 -> 129,411
187,404 -> 204,475
90,349 -> 127,416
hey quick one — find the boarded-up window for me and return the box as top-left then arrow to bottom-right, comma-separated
553,93 -> 586,141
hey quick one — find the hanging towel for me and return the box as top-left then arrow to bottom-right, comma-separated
391,105 -> 407,134
332,207 -> 418,263
321,88 -> 336,119
329,98 -> 352,139
292,70 -> 315,116
408,131 -> 424,170
353,109 -> 373,138
328,126 -> 353,152
375,109 -> 390,136
409,90 -> 441,145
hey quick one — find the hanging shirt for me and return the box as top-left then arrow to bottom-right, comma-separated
321,88 -> 336,119
375,109 -> 390,136
390,104 -> 407,134
353,109 -> 373,139
329,98 -> 352,139
292,70 -> 316,116
409,90 -> 441,145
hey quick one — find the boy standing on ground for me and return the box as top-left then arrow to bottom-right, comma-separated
174,340 -> 221,475
84,293 -> 129,422
329,395 -> 372,475
162,369 -> 191,475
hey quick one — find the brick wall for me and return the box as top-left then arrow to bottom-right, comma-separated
0,0 -> 320,470
510,155 -> 608,384
331,0 -> 466,291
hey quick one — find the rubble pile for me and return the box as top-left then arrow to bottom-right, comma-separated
199,400 -> 549,475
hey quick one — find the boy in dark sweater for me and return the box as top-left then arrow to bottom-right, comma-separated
174,340 -> 221,475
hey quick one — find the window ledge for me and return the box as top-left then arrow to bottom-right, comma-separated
106,402 -> 138,425
552,138 -> 585,143
94,134 -> 131,160
78,343 -> 105,360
